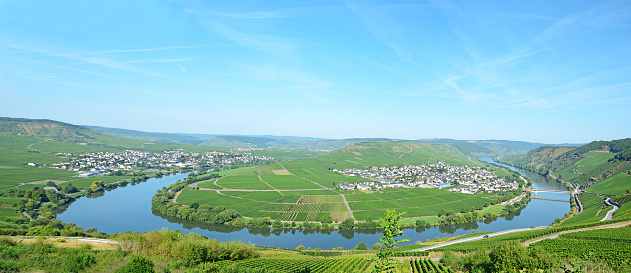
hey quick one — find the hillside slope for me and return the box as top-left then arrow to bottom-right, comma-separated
497,138 -> 631,191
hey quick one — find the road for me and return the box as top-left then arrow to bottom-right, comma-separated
600,198 -> 620,221
524,221 -> 630,246
408,226 -> 549,252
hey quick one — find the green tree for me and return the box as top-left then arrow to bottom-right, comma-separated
373,209 -> 409,273
355,242 -> 367,250
339,217 -> 355,230
372,242 -> 381,250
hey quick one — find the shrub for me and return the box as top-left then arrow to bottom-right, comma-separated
63,252 -> 97,273
354,242 -> 367,250
115,256 -> 155,273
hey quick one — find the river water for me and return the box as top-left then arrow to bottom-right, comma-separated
57,158 -> 570,249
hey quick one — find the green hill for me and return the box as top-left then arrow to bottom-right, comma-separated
497,138 -> 631,196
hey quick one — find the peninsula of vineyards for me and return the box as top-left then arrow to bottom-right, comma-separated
155,141 -> 527,228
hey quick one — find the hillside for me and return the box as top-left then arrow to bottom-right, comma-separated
0,117 -> 96,143
87,125 -> 370,151
497,138 -> 631,192
416,138 -> 573,156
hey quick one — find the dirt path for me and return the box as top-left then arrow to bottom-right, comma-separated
399,148 -> 413,159
341,194 -> 354,219
278,163 -> 329,189
26,138 -> 50,151
258,175 -> 285,196
12,236 -> 119,245
172,190 -> 183,203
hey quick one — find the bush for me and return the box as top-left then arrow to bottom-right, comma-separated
372,243 -> 381,250
63,252 -> 97,273
354,242 -> 367,250
115,256 -> 155,273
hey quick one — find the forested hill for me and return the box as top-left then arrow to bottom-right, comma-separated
497,138 -> 631,187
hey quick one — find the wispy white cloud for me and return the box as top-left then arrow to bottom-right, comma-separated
342,0 -> 409,58
103,44 -> 235,53
184,6 -> 344,19
121,58 -> 192,64
2,41 -> 163,77
199,19 -> 296,54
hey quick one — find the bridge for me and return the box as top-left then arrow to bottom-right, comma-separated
524,188 -> 576,194
524,188 -> 573,203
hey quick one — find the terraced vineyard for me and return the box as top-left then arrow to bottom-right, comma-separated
213,257 -> 373,273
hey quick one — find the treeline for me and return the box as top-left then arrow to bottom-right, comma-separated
152,173 -> 245,226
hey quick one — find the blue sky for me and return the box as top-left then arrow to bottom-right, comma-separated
1,0 -> 630,143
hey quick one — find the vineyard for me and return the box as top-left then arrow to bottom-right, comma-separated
613,194 -> 631,205
433,219 -> 631,253
213,257 -> 373,273
531,226 -> 631,266
409,258 -> 456,273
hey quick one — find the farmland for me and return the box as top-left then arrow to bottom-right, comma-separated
177,141 -> 508,224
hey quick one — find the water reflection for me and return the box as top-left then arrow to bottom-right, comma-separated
57,158 -> 570,249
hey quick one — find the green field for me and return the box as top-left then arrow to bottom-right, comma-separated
185,141 -> 502,223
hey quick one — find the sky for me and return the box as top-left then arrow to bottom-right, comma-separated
0,0 -> 630,144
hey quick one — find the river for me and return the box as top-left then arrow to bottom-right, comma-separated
57,158 -> 570,250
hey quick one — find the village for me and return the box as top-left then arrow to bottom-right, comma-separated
333,162 -> 520,194
47,150 -> 274,177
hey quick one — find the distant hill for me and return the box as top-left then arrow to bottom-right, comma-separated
497,138 -> 631,191
415,139 -> 577,156
0,117 -> 96,143
85,125 -> 207,146
86,125 -> 387,151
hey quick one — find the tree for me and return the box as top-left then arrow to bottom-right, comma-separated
372,242 -> 381,250
63,183 -> 78,194
355,242 -> 367,250
339,217 -> 355,230
373,209 -> 409,273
